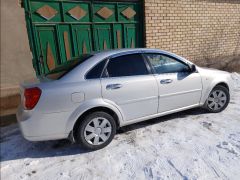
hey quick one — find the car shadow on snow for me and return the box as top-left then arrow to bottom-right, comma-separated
118,108 -> 207,134
0,108 -> 207,162
0,130 -> 92,162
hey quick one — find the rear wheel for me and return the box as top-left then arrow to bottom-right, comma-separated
204,85 -> 230,113
75,111 -> 116,150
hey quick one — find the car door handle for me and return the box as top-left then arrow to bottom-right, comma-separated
160,79 -> 173,84
106,84 -> 123,90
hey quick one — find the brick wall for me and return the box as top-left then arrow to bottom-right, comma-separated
144,0 -> 240,71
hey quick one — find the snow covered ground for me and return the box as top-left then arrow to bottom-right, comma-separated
1,73 -> 240,180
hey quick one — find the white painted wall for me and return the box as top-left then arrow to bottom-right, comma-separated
0,0 -> 35,91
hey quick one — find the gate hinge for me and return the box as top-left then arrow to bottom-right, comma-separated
19,0 -> 24,8
39,55 -> 44,65
25,11 -> 31,18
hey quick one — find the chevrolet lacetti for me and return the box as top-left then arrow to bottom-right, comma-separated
17,49 -> 234,150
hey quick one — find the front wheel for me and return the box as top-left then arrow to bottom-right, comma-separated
204,85 -> 230,113
75,111 -> 116,150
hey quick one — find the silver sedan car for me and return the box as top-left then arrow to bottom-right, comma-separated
17,49 -> 234,150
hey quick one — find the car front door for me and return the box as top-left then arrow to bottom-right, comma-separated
143,53 -> 202,113
101,53 -> 159,121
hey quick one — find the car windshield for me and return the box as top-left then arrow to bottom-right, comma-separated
45,54 -> 93,80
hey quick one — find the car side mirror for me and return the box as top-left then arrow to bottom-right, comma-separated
189,64 -> 197,73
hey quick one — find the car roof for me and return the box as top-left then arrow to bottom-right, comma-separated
91,48 -> 168,59
89,48 -> 191,66
60,48 -> 192,82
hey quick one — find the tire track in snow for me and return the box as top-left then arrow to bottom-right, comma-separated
194,145 -> 229,179
167,159 -> 188,180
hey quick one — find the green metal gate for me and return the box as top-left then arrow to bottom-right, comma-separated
22,0 -> 144,75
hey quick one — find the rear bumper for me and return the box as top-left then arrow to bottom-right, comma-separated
16,106 -> 69,141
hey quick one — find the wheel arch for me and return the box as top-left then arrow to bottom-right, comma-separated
65,99 -> 123,140
72,106 -> 120,140
214,82 -> 229,91
201,80 -> 230,104
203,81 -> 230,113
200,78 -> 231,105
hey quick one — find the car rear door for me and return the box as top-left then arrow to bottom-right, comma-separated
143,53 -> 202,113
101,53 -> 159,121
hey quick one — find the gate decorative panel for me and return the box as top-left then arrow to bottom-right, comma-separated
23,0 -> 143,75
35,26 -> 59,73
72,25 -> 93,55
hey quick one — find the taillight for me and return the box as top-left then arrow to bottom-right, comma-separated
24,87 -> 42,110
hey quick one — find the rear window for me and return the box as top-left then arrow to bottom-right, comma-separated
45,54 -> 93,80
85,60 -> 107,79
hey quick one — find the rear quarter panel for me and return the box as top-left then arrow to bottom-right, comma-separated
24,79 -> 103,136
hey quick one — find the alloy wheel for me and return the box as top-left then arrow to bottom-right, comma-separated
84,117 -> 112,145
207,90 -> 227,111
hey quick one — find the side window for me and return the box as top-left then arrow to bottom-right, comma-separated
106,54 -> 149,77
86,60 -> 106,79
143,54 -> 190,74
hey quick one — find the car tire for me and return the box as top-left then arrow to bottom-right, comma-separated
204,85 -> 230,113
75,111 -> 116,150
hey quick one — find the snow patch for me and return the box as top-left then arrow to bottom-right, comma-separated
1,73 -> 240,180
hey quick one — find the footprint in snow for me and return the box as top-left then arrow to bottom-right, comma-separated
228,133 -> 240,143
216,141 -> 240,157
144,167 -> 154,179
27,170 -> 36,177
201,121 -> 212,130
